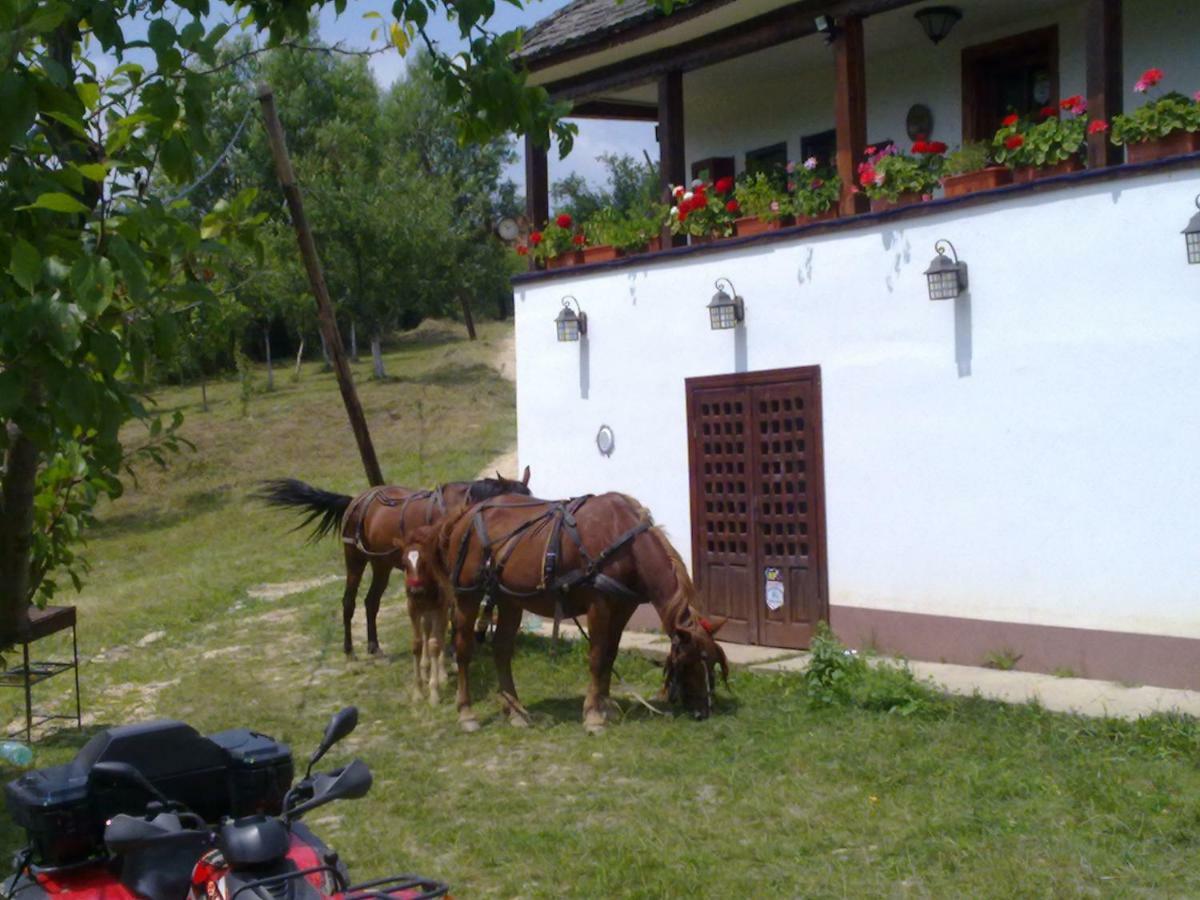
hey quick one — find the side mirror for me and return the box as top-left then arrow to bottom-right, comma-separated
306,706 -> 358,777
90,761 -> 170,805
286,759 -> 372,820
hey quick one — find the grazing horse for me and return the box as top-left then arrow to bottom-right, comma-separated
410,492 -> 729,733
255,468 -> 531,656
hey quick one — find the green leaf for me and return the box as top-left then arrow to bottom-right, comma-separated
0,371 -> 23,419
19,192 -> 89,214
73,162 -> 112,181
9,239 -> 41,292
0,72 -> 37,148
75,81 -> 100,110
108,236 -> 149,302
147,18 -> 176,54
159,132 -> 193,183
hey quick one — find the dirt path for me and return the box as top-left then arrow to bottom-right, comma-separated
477,330 -> 518,480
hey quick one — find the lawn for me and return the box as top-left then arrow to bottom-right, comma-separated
3,319 -> 1200,898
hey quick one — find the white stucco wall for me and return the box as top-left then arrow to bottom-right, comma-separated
681,0 -> 1197,176
513,169 -> 1200,641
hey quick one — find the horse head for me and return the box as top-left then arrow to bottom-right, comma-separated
663,615 -> 729,720
468,465 -> 533,503
393,524 -> 441,599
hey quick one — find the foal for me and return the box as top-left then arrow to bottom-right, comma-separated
392,534 -> 450,704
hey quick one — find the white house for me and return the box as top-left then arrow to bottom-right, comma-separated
510,0 -> 1200,689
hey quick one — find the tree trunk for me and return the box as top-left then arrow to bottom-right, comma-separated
294,337 -> 305,379
350,320 -> 359,362
264,326 -> 274,391
460,294 -> 477,340
371,333 -> 385,379
201,379 -> 208,412
319,330 -> 331,371
0,425 -> 37,642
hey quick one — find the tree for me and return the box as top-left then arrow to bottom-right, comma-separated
0,0 -> 675,640
552,152 -> 661,223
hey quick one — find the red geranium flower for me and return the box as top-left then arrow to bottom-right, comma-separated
928,141 -> 947,154
529,231 -> 542,245
572,233 -> 586,246
1005,134 -> 1025,150
515,244 -> 528,256
865,145 -> 877,156
555,213 -> 572,229
725,199 -> 739,213
1060,95 -> 1084,111
858,163 -> 877,187
1134,67 -> 1164,93
1039,105 -> 1057,119
715,176 -> 734,194
1088,119 -> 1109,134
911,139 -> 929,153
1001,113 -> 1019,127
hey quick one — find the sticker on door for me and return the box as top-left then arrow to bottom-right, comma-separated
764,567 -> 785,610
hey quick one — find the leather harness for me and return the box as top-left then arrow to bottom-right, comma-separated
342,485 -> 449,557
450,495 -> 651,603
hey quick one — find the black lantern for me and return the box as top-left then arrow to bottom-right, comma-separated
914,6 -> 962,44
924,240 -> 968,300
555,295 -> 587,342
1184,194 -> 1200,265
708,278 -> 745,330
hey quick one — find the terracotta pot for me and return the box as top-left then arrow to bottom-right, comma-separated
689,233 -> 727,246
870,192 -> 925,213
646,236 -> 662,253
794,208 -> 838,226
547,251 -> 585,269
1126,130 -> 1200,164
582,244 -> 619,264
941,166 -> 1013,198
734,215 -> 793,238
1011,157 -> 1085,183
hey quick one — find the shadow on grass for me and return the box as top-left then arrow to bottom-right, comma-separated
393,363 -> 498,387
387,326 -> 464,352
94,486 -> 233,537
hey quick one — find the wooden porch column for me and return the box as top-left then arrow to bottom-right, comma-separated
524,131 -> 549,270
1085,0 -> 1122,168
658,70 -> 686,246
833,16 -> 868,216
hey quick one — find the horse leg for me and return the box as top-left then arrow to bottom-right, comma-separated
341,549 -> 366,656
426,605 -> 446,706
364,560 -> 391,655
492,601 -> 529,727
598,602 -> 637,723
582,596 -> 632,734
454,597 -> 482,732
408,599 -> 425,702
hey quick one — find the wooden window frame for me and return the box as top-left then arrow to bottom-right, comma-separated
961,26 -> 1059,143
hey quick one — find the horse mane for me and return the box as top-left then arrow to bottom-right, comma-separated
617,493 -> 696,634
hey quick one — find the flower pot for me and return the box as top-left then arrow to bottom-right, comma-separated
734,215 -> 793,238
941,166 -> 1013,198
870,192 -> 925,213
582,244 -> 619,264
1125,130 -> 1200,164
689,233 -> 728,246
794,208 -> 838,226
646,236 -> 662,253
1011,157 -> 1085,183
547,251 -> 585,269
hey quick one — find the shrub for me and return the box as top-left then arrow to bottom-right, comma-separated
942,141 -> 994,176
803,623 -> 941,715
585,207 -> 665,253
735,172 -> 790,222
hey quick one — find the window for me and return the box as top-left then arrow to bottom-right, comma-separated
799,130 -> 836,167
962,27 -> 1059,142
745,142 -> 788,185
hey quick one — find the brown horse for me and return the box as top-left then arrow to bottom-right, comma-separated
408,491 -> 728,733
256,469 -> 531,655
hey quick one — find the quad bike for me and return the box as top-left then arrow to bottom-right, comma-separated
4,708 -> 448,900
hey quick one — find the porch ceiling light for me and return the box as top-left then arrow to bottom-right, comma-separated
708,278 -> 745,330
914,6 -> 962,45
555,295 -> 587,342
814,15 -> 838,44
924,240 -> 968,300
1184,194 -> 1200,265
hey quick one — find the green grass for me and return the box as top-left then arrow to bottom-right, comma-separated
4,318 -> 1200,898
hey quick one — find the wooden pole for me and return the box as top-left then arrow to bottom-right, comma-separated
256,84 -> 385,487
1085,0 -> 1122,169
658,70 -> 686,247
524,132 -> 549,272
833,16 -> 869,217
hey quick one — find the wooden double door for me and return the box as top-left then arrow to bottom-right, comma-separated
686,367 -> 829,648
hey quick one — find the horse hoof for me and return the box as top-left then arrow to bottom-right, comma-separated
459,717 -> 480,734
368,643 -> 382,656
508,712 -> 531,728
584,721 -> 606,736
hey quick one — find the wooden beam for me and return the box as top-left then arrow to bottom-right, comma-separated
658,70 -> 686,246
524,132 -> 549,271
570,100 -> 659,121
544,0 -> 922,103
1086,0 -> 1122,168
833,16 -> 868,216
256,85 -> 384,487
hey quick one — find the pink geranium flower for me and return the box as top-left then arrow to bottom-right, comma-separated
1134,67 -> 1164,93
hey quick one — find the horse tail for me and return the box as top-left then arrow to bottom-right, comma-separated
255,479 -> 353,543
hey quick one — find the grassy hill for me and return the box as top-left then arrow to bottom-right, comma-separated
3,318 -> 1200,898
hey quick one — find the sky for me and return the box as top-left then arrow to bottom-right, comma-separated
306,0 -> 658,197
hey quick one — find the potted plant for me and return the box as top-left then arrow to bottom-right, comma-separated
993,100 -> 1089,182
669,177 -> 737,244
529,213 -> 585,268
732,172 -> 792,237
584,207 -> 665,259
787,157 -> 841,223
940,141 -> 1011,197
1111,68 -> 1200,163
858,141 -> 944,212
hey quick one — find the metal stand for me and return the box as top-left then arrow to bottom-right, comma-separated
0,606 -> 82,743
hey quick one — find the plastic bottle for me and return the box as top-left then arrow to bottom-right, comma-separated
0,741 -> 33,767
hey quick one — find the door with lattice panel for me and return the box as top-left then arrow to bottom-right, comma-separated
686,367 -> 828,648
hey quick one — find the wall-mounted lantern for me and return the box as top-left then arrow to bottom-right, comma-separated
924,240 -> 969,300
1184,195 -> 1200,265
914,6 -> 962,45
555,295 -> 587,342
708,278 -> 745,330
